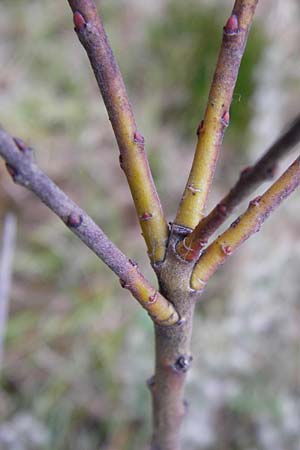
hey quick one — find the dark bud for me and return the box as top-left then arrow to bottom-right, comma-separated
67,212 -> 83,228
249,196 -> 262,207
129,258 -> 138,267
119,154 -> 124,170
173,354 -> 193,373
196,120 -> 204,136
230,217 -> 241,228
119,279 -> 130,289
217,203 -> 227,216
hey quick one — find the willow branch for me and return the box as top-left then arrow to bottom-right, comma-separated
0,129 -> 179,326
66,0 -> 168,264
175,0 -> 259,229
177,113 -> 300,261
191,156 -> 300,291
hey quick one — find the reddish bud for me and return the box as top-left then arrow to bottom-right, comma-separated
133,131 -> 145,145
140,212 -> 153,221
249,196 -> 262,207
224,14 -> 239,35
13,137 -> 28,152
148,292 -> 158,304
196,120 -> 204,136
67,212 -> 82,228
217,203 -> 227,216
221,244 -> 232,256
221,111 -> 230,126
73,11 -> 86,32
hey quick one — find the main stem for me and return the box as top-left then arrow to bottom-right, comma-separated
150,229 -> 199,450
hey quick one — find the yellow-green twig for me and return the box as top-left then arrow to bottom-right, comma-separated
176,114 -> 300,261
191,156 -> 300,290
175,0 -> 259,229
67,0 -> 168,263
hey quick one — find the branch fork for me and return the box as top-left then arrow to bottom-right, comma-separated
2,1 -> 300,449
0,129 -> 178,327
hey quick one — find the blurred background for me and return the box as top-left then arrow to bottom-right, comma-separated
0,0 -> 300,449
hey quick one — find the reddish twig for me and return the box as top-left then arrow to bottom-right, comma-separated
67,0 -> 168,263
191,156 -> 300,290
175,0 -> 259,229
177,113 -> 300,261
0,129 -> 179,326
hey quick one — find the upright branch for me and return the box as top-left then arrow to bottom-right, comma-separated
175,0 -> 259,230
191,156 -> 300,291
67,0 -> 168,263
0,129 -> 179,326
177,114 -> 300,261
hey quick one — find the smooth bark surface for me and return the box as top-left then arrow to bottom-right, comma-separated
67,0 -> 168,263
191,156 -> 300,290
3,1 -> 300,449
0,129 -> 178,326
177,114 -> 300,261
151,228 -> 199,450
175,0 -> 259,229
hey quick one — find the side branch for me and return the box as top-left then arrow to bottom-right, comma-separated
191,156 -> 300,291
177,114 -> 300,261
0,129 -> 179,326
175,0 -> 259,229
67,0 -> 168,263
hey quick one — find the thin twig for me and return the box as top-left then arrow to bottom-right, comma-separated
67,0 -> 168,264
0,129 -> 179,326
191,156 -> 300,290
175,0 -> 259,229
177,113 -> 300,261
0,213 -> 17,370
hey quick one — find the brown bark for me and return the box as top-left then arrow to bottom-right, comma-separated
151,227 -> 200,449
